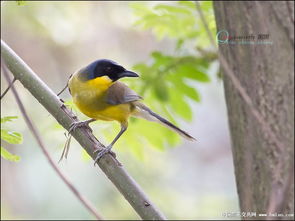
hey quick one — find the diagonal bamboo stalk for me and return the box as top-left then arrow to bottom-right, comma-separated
1,39 -> 166,220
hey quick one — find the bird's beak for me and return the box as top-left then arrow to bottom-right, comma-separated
118,70 -> 139,79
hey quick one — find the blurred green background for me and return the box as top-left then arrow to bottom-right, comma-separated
1,1 -> 239,220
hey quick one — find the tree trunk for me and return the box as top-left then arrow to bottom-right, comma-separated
213,1 -> 294,219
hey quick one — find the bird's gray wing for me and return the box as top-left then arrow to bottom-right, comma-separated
106,82 -> 142,105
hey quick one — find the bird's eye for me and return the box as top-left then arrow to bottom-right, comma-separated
106,67 -> 112,71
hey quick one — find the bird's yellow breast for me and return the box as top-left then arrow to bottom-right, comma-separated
68,74 -> 132,123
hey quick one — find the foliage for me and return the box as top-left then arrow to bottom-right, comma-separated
131,1 -> 216,48
16,1 -> 26,6
113,1 -> 218,157
1,116 -> 23,162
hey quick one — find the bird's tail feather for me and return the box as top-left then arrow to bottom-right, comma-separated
132,103 -> 196,141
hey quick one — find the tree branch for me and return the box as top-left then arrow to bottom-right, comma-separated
1,39 -> 166,220
1,76 -> 16,99
1,62 -> 103,220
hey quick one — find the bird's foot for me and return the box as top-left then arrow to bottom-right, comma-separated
69,121 -> 92,134
93,145 -> 113,165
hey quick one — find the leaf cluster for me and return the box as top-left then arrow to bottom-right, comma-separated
1,116 -> 23,162
131,1 -> 216,48
113,1 -> 218,157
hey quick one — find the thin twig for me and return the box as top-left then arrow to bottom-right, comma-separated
195,1 -> 291,216
1,76 -> 16,99
58,133 -> 72,163
57,74 -> 72,96
1,62 -> 103,220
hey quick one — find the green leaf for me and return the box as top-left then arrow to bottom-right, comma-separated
177,1 -> 196,9
133,63 -> 149,73
154,4 -> 192,14
176,64 -> 210,82
1,116 -> 18,124
125,120 -> 165,151
151,51 -> 174,67
165,68 -> 201,102
168,87 -> 193,121
129,2 -> 151,16
1,129 -> 23,144
176,39 -> 184,49
193,70 -> 210,82
1,146 -> 20,162
153,81 -> 169,102
162,123 -> 180,146
16,0 -> 26,6
178,81 -> 201,102
132,63 -> 153,82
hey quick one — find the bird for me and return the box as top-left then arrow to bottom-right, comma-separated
67,59 -> 195,164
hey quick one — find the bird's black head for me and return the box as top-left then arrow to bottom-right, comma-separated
78,59 -> 139,81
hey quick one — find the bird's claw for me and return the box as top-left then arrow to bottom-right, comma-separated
68,121 -> 92,134
93,146 -> 113,165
